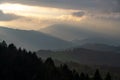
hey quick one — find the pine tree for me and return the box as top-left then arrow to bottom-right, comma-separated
80,72 -> 85,80
93,69 -> 102,80
85,74 -> 90,80
0,40 -> 7,47
105,72 -> 112,80
73,70 -> 80,80
45,57 -> 55,67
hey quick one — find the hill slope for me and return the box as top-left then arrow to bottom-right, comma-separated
40,24 -> 120,45
37,47 -> 120,67
0,26 -> 73,51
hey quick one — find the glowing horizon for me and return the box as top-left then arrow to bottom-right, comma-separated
0,3 -> 87,30
0,3 -> 85,21
0,2 -> 119,37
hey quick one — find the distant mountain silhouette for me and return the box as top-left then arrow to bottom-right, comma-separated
77,43 -> 120,52
0,26 -> 73,51
40,24 -> 120,45
54,60 -> 120,80
72,38 -> 120,46
40,24 -> 94,41
37,46 -> 120,67
0,41 -> 115,80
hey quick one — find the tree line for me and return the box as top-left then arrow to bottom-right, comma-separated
0,41 -> 112,80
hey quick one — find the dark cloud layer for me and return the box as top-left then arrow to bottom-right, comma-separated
112,0 -> 120,12
72,11 -> 85,17
0,10 -> 18,21
0,0 -> 119,13
0,0 -> 120,21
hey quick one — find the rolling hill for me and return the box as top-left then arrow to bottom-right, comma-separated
0,26 -> 73,51
37,47 -> 120,67
40,24 -> 120,45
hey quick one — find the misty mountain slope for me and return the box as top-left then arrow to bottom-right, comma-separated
0,26 -> 73,51
40,24 -> 97,41
53,60 -> 120,80
37,47 -> 120,67
72,37 -> 120,46
40,24 -> 120,45
77,43 -> 120,52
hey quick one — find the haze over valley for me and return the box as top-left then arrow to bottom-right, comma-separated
0,0 -> 120,80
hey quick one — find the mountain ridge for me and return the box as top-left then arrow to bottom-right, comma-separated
37,45 -> 120,67
0,26 -> 74,51
40,24 -> 120,45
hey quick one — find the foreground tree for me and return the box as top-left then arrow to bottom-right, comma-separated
93,69 -> 102,80
105,72 -> 112,80
0,41 -> 113,80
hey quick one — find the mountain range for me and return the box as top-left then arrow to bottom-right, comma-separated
0,26 -> 73,51
40,24 -> 120,45
37,46 -> 120,67
0,25 -> 120,67
1,24 -> 120,51
0,26 -> 120,71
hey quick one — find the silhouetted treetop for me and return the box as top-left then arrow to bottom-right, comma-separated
93,69 -> 102,80
105,72 -> 112,80
0,41 -> 113,80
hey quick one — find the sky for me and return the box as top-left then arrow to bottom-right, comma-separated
0,0 -> 120,40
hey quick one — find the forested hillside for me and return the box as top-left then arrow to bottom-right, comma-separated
0,41 -> 112,80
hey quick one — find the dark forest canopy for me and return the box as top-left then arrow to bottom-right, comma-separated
0,41 -> 112,80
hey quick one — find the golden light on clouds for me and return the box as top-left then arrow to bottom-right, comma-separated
0,3 -> 87,30
0,3 -> 28,11
0,3 -> 85,20
0,18 -> 54,30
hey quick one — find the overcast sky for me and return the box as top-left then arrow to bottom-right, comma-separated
0,0 -> 120,39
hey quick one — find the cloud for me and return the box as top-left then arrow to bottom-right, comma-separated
0,0 -> 120,31
0,0 -> 97,10
88,11 -> 120,22
0,3 -> 87,23
72,11 -> 85,17
1,0 -> 120,19
111,0 -> 120,13
0,0 -> 118,11
0,10 -> 18,21
1,0 -> 120,16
